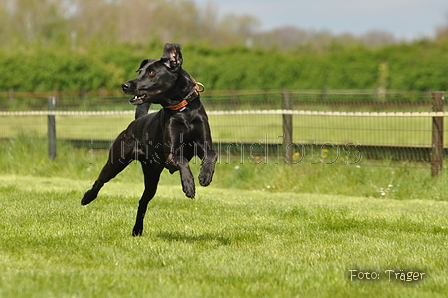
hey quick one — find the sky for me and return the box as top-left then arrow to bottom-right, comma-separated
194,0 -> 448,40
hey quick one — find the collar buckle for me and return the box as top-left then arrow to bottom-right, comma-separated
166,76 -> 205,111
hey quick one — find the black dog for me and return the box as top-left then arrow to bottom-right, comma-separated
81,43 -> 217,236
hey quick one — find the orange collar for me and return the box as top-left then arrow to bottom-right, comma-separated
167,99 -> 189,111
166,76 -> 204,111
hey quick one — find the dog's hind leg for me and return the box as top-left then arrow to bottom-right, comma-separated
132,164 -> 163,236
81,133 -> 135,205
81,162 -> 130,205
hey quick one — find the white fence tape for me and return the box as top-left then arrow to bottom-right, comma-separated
0,109 -> 446,117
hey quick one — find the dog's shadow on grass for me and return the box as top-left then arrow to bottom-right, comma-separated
157,231 -> 231,246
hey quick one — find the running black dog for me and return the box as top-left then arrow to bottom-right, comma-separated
81,43 -> 217,236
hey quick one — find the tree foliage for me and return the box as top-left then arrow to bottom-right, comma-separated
1,41 -> 448,92
1,0 -> 448,92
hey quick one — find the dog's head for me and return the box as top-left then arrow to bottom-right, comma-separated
122,43 -> 183,105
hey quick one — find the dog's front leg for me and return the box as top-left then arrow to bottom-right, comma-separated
163,129 -> 196,198
135,102 -> 151,119
166,152 -> 195,198
196,123 -> 218,186
198,145 -> 217,187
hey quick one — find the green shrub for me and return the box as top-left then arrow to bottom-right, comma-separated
1,40 -> 448,92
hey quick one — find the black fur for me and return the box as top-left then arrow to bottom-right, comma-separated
81,44 -> 217,236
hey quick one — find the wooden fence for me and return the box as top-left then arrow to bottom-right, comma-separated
0,90 -> 446,175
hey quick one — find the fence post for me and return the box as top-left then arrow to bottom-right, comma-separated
321,87 -> 328,104
47,97 -> 57,160
8,88 -> 14,101
99,86 -> 104,103
231,87 -> 238,107
431,91 -> 444,176
282,92 -> 293,163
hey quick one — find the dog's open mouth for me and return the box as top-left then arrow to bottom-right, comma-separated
129,94 -> 147,105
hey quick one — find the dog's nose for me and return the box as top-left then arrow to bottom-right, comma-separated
121,82 -> 131,92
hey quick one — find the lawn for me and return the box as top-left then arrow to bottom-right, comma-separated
0,135 -> 447,297
0,175 -> 447,298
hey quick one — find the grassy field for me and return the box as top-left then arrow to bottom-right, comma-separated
0,136 -> 447,297
1,175 -> 447,298
0,112 -> 440,147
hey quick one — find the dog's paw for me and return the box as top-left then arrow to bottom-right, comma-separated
199,174 -> 211,187
180,174 -> 196,198
183,184 -> 195,199
199,169 -> 214,187
185,189 -> 195,199
81,190 -> 96,205
132,226 -> 143,236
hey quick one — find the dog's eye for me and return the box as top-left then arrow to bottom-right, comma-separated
147,70 -> 155,77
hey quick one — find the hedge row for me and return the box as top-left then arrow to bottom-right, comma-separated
1,41 -> 448,92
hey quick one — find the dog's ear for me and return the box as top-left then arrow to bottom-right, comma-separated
161,43 -> 183,72
135,59 -> 153,72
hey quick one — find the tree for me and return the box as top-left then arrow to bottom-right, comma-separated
436,12 -> 448,40
2,0 -> 68,43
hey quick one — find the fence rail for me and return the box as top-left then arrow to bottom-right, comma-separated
0,89 -> 437,112
3,110 -> 448,117
0,90 -> 445,175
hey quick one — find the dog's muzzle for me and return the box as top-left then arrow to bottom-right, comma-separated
122,82 -> 147,105
121,81 -> 133,93
129,94 -> 147,105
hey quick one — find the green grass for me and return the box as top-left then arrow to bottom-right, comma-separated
0,136 -> 447,297
0,115 -> 131,141
0,175 -> 447,298
1,135 -> 448,201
